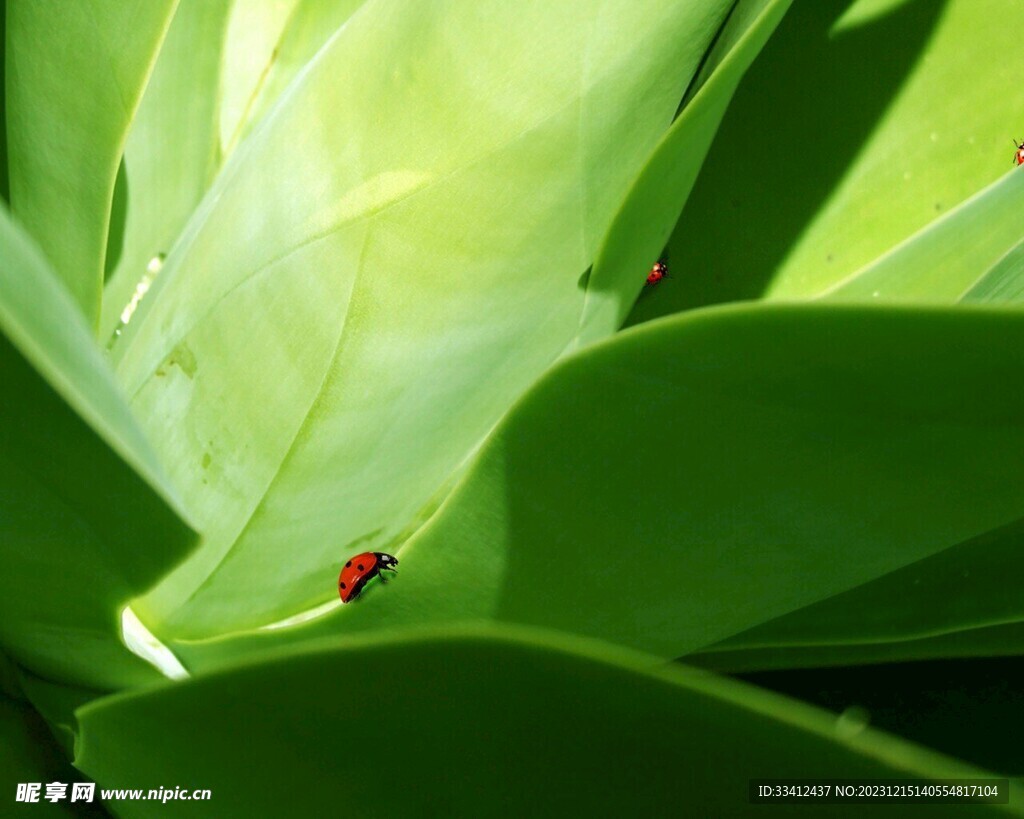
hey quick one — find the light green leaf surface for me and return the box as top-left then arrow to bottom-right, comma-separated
689,516 -> 1024,672
629,0 -> 1024,321
6,0 -> 178,327
0,211 -> 196,689
76,627 -> 1022,818
961,237 -> 1024,305
100,0 -> 233,340
231,0 -> 370,148
576,0 -> 791,345
821,171 -> 1024,301
170,303 -> 1024,672
767,0 -> 1024,299
114,0 -> 735,639
218,0 -> 301,158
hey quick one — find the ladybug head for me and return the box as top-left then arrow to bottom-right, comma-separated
375,552 -> 399,571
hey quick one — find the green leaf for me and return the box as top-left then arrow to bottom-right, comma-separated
170,303 -> 1024,672
227,0 -> 370,151
0,693 -> 104,818
0,210 -> 196,689
820,171 -> 1024,301
690,516 -> 1024,672
6,0 -> 178,328
961,237 -> 1024,305
76,627 -> 1022,818
577,0 -> 792,345
100,0 -> 233,340
629,0 -> 1024,319
218,0 -> 301,159
17,666 -> 107,759
113,0 -> 736,639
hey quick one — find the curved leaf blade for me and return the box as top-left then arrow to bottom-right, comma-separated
690,516 -> 1024,672
115,0 -> 735,639
100,0 -> 233,340
77,628 -> 1022,817
577,0 -> 792,344
630,0 -> 1024,319
6,0 -> 178,327
820,171 -> 1024,301
0,211 -> 195,689
171,303 -> 1024,671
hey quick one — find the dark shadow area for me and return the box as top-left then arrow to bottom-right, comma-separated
741,656 -> 1024,776
625,0 -> 946,327
103,157 -> 128,281
0,692 -> 109,817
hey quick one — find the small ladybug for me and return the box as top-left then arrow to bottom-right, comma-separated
645,260 -> 668,286
1014,138 -> 1024,166
338,552 -> 398,603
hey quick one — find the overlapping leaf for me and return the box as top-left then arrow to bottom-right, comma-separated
0,211 -> 195,689
628,0 -> 1024,322
100,0 -> 233,339
576,0 -> 791,345
0,694 -> 103,817
77,628 -> 1022,818
690,515 -> 1024,672
170,304 -> 1024,672
6,0 -> 177,327
113,0 -> 737,639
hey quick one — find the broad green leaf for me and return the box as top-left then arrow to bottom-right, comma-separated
100,0 -> 233,341
821,171 -> 1024,301
170,304 -> 1024,672
0,694 -> 103,818
577,0 -> 792,345
76,627 -> 1022,818
6,0 -> 177,327
628,0 -> 1023,320
690,516 -> 1024,672
0,210 -> 196,689
114,0 -> 735,639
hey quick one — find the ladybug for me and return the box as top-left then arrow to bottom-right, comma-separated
338,552 -> 398,603
1014,138 -> 1024,166
645,260 -> 668,286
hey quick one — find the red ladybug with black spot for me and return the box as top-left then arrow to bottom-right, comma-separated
338,552 -> 399,603
645,260 -> 668,286
1014,138 -> 1024,167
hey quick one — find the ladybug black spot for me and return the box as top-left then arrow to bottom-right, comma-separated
345,561 -> 352,568
340,582 -> 347,589
357,564 -> 364,571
